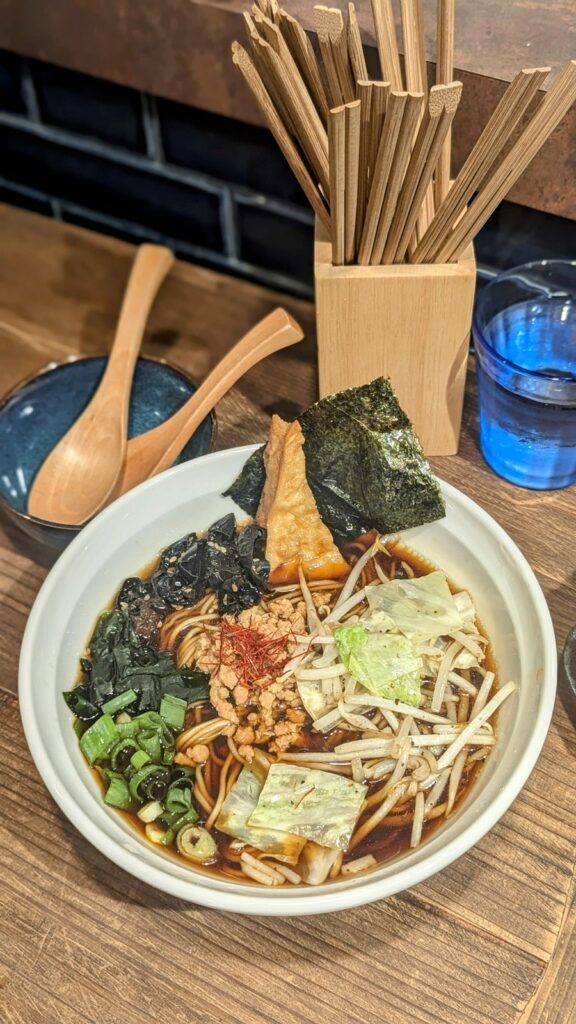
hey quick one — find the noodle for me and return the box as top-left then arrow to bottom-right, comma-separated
92,535 -> 513,886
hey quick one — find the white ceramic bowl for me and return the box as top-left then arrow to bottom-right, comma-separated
19,446 -> 557,915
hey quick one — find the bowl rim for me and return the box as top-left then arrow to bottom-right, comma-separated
0,352 -> 217,531
18,446 -> 558,915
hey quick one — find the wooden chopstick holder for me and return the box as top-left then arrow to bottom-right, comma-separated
437,60 -> 576,262
232,42 -> 331,231
370,0 -> 403,90
328,105 -> 347,264
370,91 -> 424,264
412,66 -> 551,263
358,90 -> 407,264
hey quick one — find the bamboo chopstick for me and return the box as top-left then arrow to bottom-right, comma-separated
401,0 -> 427,93
370,91 -> 425,263
356,81 -> 373,247
344,100 -> 362,262
232,43 -> 331,231
370,0 -> 403,90
436,60 -> 576,262
400,0 -> 434,231
243,12 -> 297,133
277,8 -> 330,121
435,0 -> 455,204
412,66 -> 551,262
250,27 -> 331,196
328,105 -> 347,263
367,80 -> 390,185
385,81 -> 462,262
347,3 -> 369,82
358,90 -> 407,264
315,6 -> 357,106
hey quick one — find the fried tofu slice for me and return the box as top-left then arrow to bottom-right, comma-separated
257,416 -> 350,584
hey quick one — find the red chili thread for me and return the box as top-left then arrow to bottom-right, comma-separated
217,619 -> 294,688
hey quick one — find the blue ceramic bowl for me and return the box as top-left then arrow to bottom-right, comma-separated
0,355 -> 215,552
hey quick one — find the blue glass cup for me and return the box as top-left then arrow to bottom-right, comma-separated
473,260 -> 576,489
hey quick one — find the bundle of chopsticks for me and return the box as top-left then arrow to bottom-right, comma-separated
232,0 -> 576,267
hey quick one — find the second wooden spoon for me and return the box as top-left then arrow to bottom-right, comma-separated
114,307 -> 304,497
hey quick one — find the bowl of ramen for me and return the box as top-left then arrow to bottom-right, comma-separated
19,378 -> 556,914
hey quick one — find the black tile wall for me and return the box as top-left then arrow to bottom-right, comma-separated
237,203 -> 314,286
30,61 -> 148,152
0,51 -> 572,301
157,97 -> 308,206
0,49 -> 26,113
0,182 -> 53,216
473,202 -> 576,272
0,123 -> 224,251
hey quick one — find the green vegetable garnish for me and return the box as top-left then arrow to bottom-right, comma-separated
63,608 -> 209,723
104,774 -> 132,809
335,623 -> 422,706
165,781 -> 193,815
366,571 -> 463,642
79,714 -> 118,765
130,749 -> 151,770
101,688 -> 138,715
159,693 -> 187,731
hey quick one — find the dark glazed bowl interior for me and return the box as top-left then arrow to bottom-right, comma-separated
0,355 -> 215,552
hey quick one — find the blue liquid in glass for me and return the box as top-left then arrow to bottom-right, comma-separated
477,298 -> 576,489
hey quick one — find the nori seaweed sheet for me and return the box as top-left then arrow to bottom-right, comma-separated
223,377 -> 445,538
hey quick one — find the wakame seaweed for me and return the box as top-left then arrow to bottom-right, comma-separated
63,608 -> 210,722
223,377 -> 445,538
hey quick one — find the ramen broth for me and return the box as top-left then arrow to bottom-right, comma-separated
93,537 -> 495,884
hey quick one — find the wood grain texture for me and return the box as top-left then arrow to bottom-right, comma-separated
316,224 -> 476,453
1,205 -> 576,1024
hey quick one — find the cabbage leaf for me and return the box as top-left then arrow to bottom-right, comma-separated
248,764 -> 366,851
335,624 -> 422,706
216,767 -> 305,863
366,570 -> 463,642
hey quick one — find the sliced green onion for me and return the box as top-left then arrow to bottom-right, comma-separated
160,693 -> 187,731
165,781 -> 192,815
162,748 -> 175,765
115,711 -> 132,725
171,765 -> 194,780
129,764 -> 170,802
104,774 -> 132,809
176,825 -> 217,863
110,738 -> 139,771
115,721 -> 140,738
80,714 -> 118,765
130,749 -> 151,771
73,719 -> 85,739
137,728 -> 162,763
102,689 -> 138,716
157,806 -> 199,846
137,800 -> 164,823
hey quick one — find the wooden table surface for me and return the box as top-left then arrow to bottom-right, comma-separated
1,203 -> 575,1024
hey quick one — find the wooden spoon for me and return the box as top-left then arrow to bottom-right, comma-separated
28,244 -> 175,525
114,307 -> 304,497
